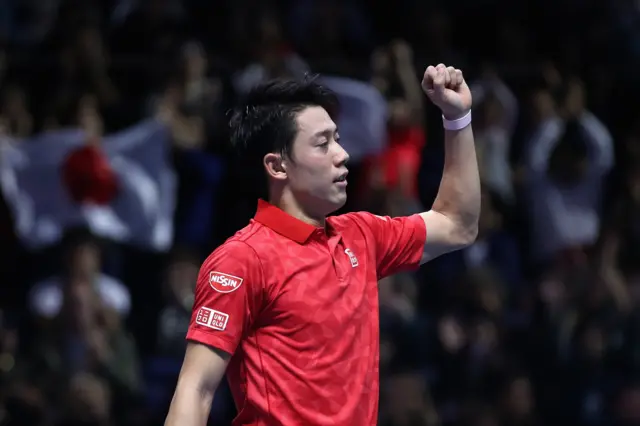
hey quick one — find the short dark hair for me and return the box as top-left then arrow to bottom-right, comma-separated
229,77 -> 339,162
62,226 -> 100,253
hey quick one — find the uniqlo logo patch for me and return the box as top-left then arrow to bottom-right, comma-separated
195,307 -> 229,331
345,248 -> 359,267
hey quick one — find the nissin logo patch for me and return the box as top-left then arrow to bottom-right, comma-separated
209,271 -> 243,293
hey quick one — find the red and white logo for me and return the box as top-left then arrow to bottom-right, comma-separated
345,248 -> 359,267
195,307 -> 229,331
209,271 -> 243,293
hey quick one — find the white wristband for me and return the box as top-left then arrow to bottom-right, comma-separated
442,110 -> 472,131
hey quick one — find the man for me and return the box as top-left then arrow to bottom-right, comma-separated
165,64 -> 479,426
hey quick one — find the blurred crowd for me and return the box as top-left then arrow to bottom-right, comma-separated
1,0 -> 640,425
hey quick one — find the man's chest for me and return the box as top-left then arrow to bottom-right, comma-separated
258,236 -> 378,338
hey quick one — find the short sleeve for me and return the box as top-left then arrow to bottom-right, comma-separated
186,241 -> 264,356
346,212 -> 426,279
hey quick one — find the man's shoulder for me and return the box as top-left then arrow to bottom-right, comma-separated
330,211 -> 422,240
328,211 -> 384,244
200,238 -> 264,293
329,211 -> 386,230
212,229 -> 259,258
205,221 -> 273,266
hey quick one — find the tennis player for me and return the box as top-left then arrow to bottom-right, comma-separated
164,63 -> 479,426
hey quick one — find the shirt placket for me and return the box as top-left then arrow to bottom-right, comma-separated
327,234 -> 347,282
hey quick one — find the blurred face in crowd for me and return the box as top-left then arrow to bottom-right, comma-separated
438,315 -> 467,354
1,86 -> 27,117
270,106 -> 350,218
76,27 -> 105,62
371,48 -> 391,75
470,318 -> 499,356
166,258 -> 199,309
259,13 -> 283,45
538,274 -> 567,311
531,89 -> 555,123
482,95 -> 505,128
467,267 -> 504,316
389,98 -> 412,128
68,242 -> 100,278
385,372 -> 432,425
183,44 -> 207,81
503,376 -> 534,418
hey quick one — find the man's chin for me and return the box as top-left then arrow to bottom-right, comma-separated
319,195 -> 347,216
328,195 -> 348,213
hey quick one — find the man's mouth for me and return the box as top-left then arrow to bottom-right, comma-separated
334,172 -> 348,183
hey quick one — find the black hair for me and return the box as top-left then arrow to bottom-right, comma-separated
229,77 -> 340,164
61,226 -> 100,253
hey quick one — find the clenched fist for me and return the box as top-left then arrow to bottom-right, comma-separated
422,64 -> 472,120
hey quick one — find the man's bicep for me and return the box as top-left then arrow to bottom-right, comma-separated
419,210 -> 470,263
187,242 -> 263,356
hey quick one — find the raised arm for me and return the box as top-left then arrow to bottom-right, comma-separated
419,64 -> 480,263
578,111 -> 614,174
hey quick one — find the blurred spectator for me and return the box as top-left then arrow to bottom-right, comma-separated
471,69 -> 518,204
0,85 -> 33,138
380,370 -> 440,426
365,40 -> 425,211
234,11 -> 310,95
156,248 -> 198,358
28,230 -> 131,321
0,1 -> 639,425
28,274 -> 141,424
523,77 -> 614,265
499,373 -> 538,426
430,188 -> 522,289
289,0 -> 372,64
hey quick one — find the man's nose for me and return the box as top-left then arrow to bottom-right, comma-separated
335,144 -> 350,167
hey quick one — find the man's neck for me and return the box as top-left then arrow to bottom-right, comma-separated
269,192 -> 325,228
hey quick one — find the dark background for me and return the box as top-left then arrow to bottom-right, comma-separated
1,0 -> 640,425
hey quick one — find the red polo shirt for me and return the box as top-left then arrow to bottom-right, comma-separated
186,200 -> 426,426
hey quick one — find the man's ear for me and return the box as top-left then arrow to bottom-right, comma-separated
264,153 -> 287,181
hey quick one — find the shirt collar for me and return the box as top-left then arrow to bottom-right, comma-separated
253,199 -> 320,244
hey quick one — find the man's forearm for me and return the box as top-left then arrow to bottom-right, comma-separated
431,124 -> 480,240
165,384 -> 214,426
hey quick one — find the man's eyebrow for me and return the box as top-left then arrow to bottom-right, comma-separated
313,127 -> 338,138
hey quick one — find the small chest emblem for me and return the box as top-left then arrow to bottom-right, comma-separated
345,248 -> 359,268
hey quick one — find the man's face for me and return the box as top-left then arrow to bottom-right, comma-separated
284,106 -> 350,215
70,243 -> 100,276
